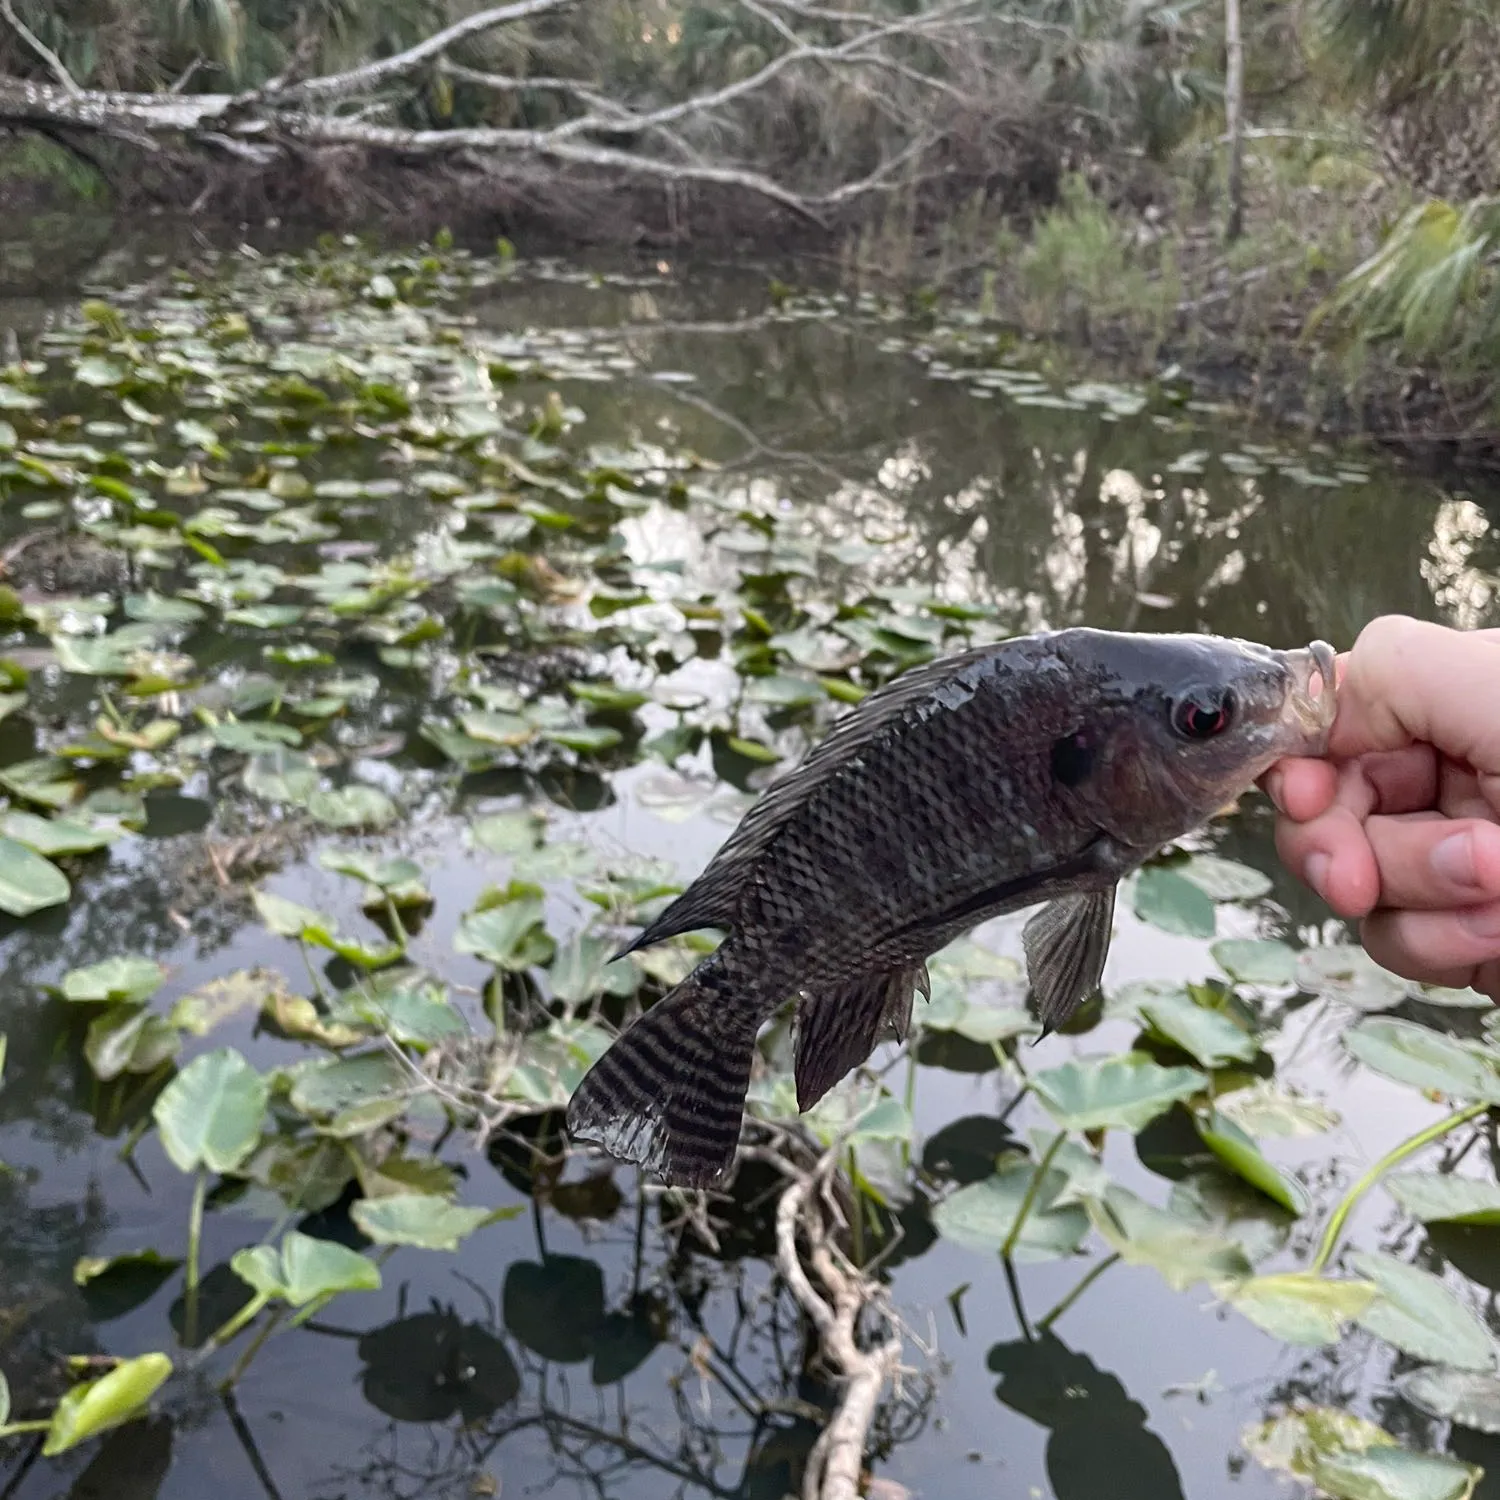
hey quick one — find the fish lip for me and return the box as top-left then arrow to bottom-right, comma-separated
1281,639 -> 1338,753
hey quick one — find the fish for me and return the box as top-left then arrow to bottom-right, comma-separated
566,628 -> 1338,1191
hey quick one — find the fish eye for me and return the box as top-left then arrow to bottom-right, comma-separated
1172,688 -> 1235,740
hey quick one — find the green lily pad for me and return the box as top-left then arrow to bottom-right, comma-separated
1399,1366 -> 1500,1435
1087,1185 -> 1252,1290
1194,1111 -> 1309,1215
1132,867 -> 1216,937
85,1008 -> 180,1082
307,785 -> 398,830
1212,938 -> 1298,986
1179,854 -> 1273,902
0,810 -> 116,856
232,1230 -> 380,1306
1135,987 -> 1259,1068
1223,1272 -> 1377,1345
1214,1081 -> 1339,1138
62,956 -> 167,1005
350,1194 -> 494,1251
1345,1018 -> 1500,1103
152,1047 -> 268,1174
1300,945 -> 1409,1012
42,1353 -> 173,1456
1386,1172 -> 1500,1226
1031,1053 -> 1205,1133
931,1159 -> 1090,1263
0,837 -> 70,916
1351,1251 -> 1495,1370
1244,1405 -> 1480,1500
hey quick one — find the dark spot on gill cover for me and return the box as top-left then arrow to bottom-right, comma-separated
1050,730 -> 1095,788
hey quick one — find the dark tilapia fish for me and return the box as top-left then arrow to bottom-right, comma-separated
567,628 -> 1337,1190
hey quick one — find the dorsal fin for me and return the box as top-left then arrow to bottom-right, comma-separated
616,641 -> 1007,956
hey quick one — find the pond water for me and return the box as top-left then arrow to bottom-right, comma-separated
2,237 -> 1500,1500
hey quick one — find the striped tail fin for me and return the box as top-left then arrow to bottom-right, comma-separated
565,959 -> 756,1190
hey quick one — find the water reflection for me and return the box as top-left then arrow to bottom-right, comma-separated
2,257 -> 1498,1500
989,1333 -> 1186,1500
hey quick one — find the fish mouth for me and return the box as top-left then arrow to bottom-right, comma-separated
1279,639 -> 1338,754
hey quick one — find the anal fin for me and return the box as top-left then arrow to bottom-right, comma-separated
1022,886 -> 1116,1036
794,962 -> 930,1112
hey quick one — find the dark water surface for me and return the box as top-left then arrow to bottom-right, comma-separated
2,242 -> 1500,1500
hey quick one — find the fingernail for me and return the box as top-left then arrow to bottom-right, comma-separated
1460,903 -> 1500,941
1306,852 -> 1331,901
1432,832 -> 1477,888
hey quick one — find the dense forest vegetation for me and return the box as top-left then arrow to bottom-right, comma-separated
3,0 -> 1500,442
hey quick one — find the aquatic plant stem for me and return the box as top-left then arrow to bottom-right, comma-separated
1001,1130 -> 1065,1259
185,1167 -> 208,1347
1038,1252 -> 1120,1332
1311,1101 -> 1488,1272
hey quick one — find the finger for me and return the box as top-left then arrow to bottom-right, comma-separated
1330,618 -> 1500,767
1358,746 -> 1439,815
1362,814 -> 1500,910
1438,754 -> 1499,822
1360,901 -> 1500,979
1262,757 -> 1338,820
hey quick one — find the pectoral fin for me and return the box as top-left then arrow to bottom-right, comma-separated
1022,887 -> 1116,1036
794,962 -> 931,1112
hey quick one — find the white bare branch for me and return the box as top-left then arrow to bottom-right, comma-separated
286,0 -> 580,104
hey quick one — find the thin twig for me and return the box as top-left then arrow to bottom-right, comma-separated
0,0 -> 79,93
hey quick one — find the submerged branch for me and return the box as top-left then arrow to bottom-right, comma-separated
768,1149 -> 905,1500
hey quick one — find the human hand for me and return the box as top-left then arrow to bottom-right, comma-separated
1264,616 -> 1500,1001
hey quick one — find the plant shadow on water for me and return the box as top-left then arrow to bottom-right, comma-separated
0,235 -> 1498,1499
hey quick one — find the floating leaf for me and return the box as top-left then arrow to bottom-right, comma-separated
1351,1251 -> 1494,1371
1387,1172 -> 1500,1226
1345,1018 -> 1500,1103
1212,938 -> 1298,986
85,1008 -> 180,1082
307,785 -> 398,830
42,1353 -> 173,1456
455,897 -> 553,970
1179,854 -> 1273,902
1399,1367 -> 1500,1435
1300,945 -> 1409,1012
1031,1053 -> 1205,1133
351,1194 -> 494,1251
0,837 -> 70,916
1223,1273 -> 1377,1345
1087,1185 -> 1252,1291
1136,987 -> 1259,1068
62,956 -> 166,1005
931,1159 -> 1090,1263
0,810 -> 115,857
1195,1111 -> 1309,1215
232,1230 -> 380,1306
1132,867 -> 1216,937
1244,1405 -> 1480,1500
152,1047 -> 268,1174
1215,1081 -> 1339,1138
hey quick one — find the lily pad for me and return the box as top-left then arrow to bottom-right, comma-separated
0,837 -> 70,916
42,1353 -> 173,1457
1351,1251 -> 1495,1370
1132,867 -> 1216,937
1399,1366 -> 1500,1435
1031,1053 -> 1206,1133
1086,1185 -> 1252,1291
1386,1172 -> 1500,1226
61,956 -> 167,1005
1244,1405 -> 1480,1500
351,1194 -> 495,1251
1194,1111 -> 1309,1215
1344,1018 -> 1500,1103
1223,1273 -> 1377,1345
232,1230 -> 380,1306
152,1047 -> 268,1174
930,1159 -> 1090,1263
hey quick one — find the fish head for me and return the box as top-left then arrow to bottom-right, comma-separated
1048,629 -> 1337,852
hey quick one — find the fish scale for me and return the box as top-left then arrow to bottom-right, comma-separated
568,627 -> 1337,1190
